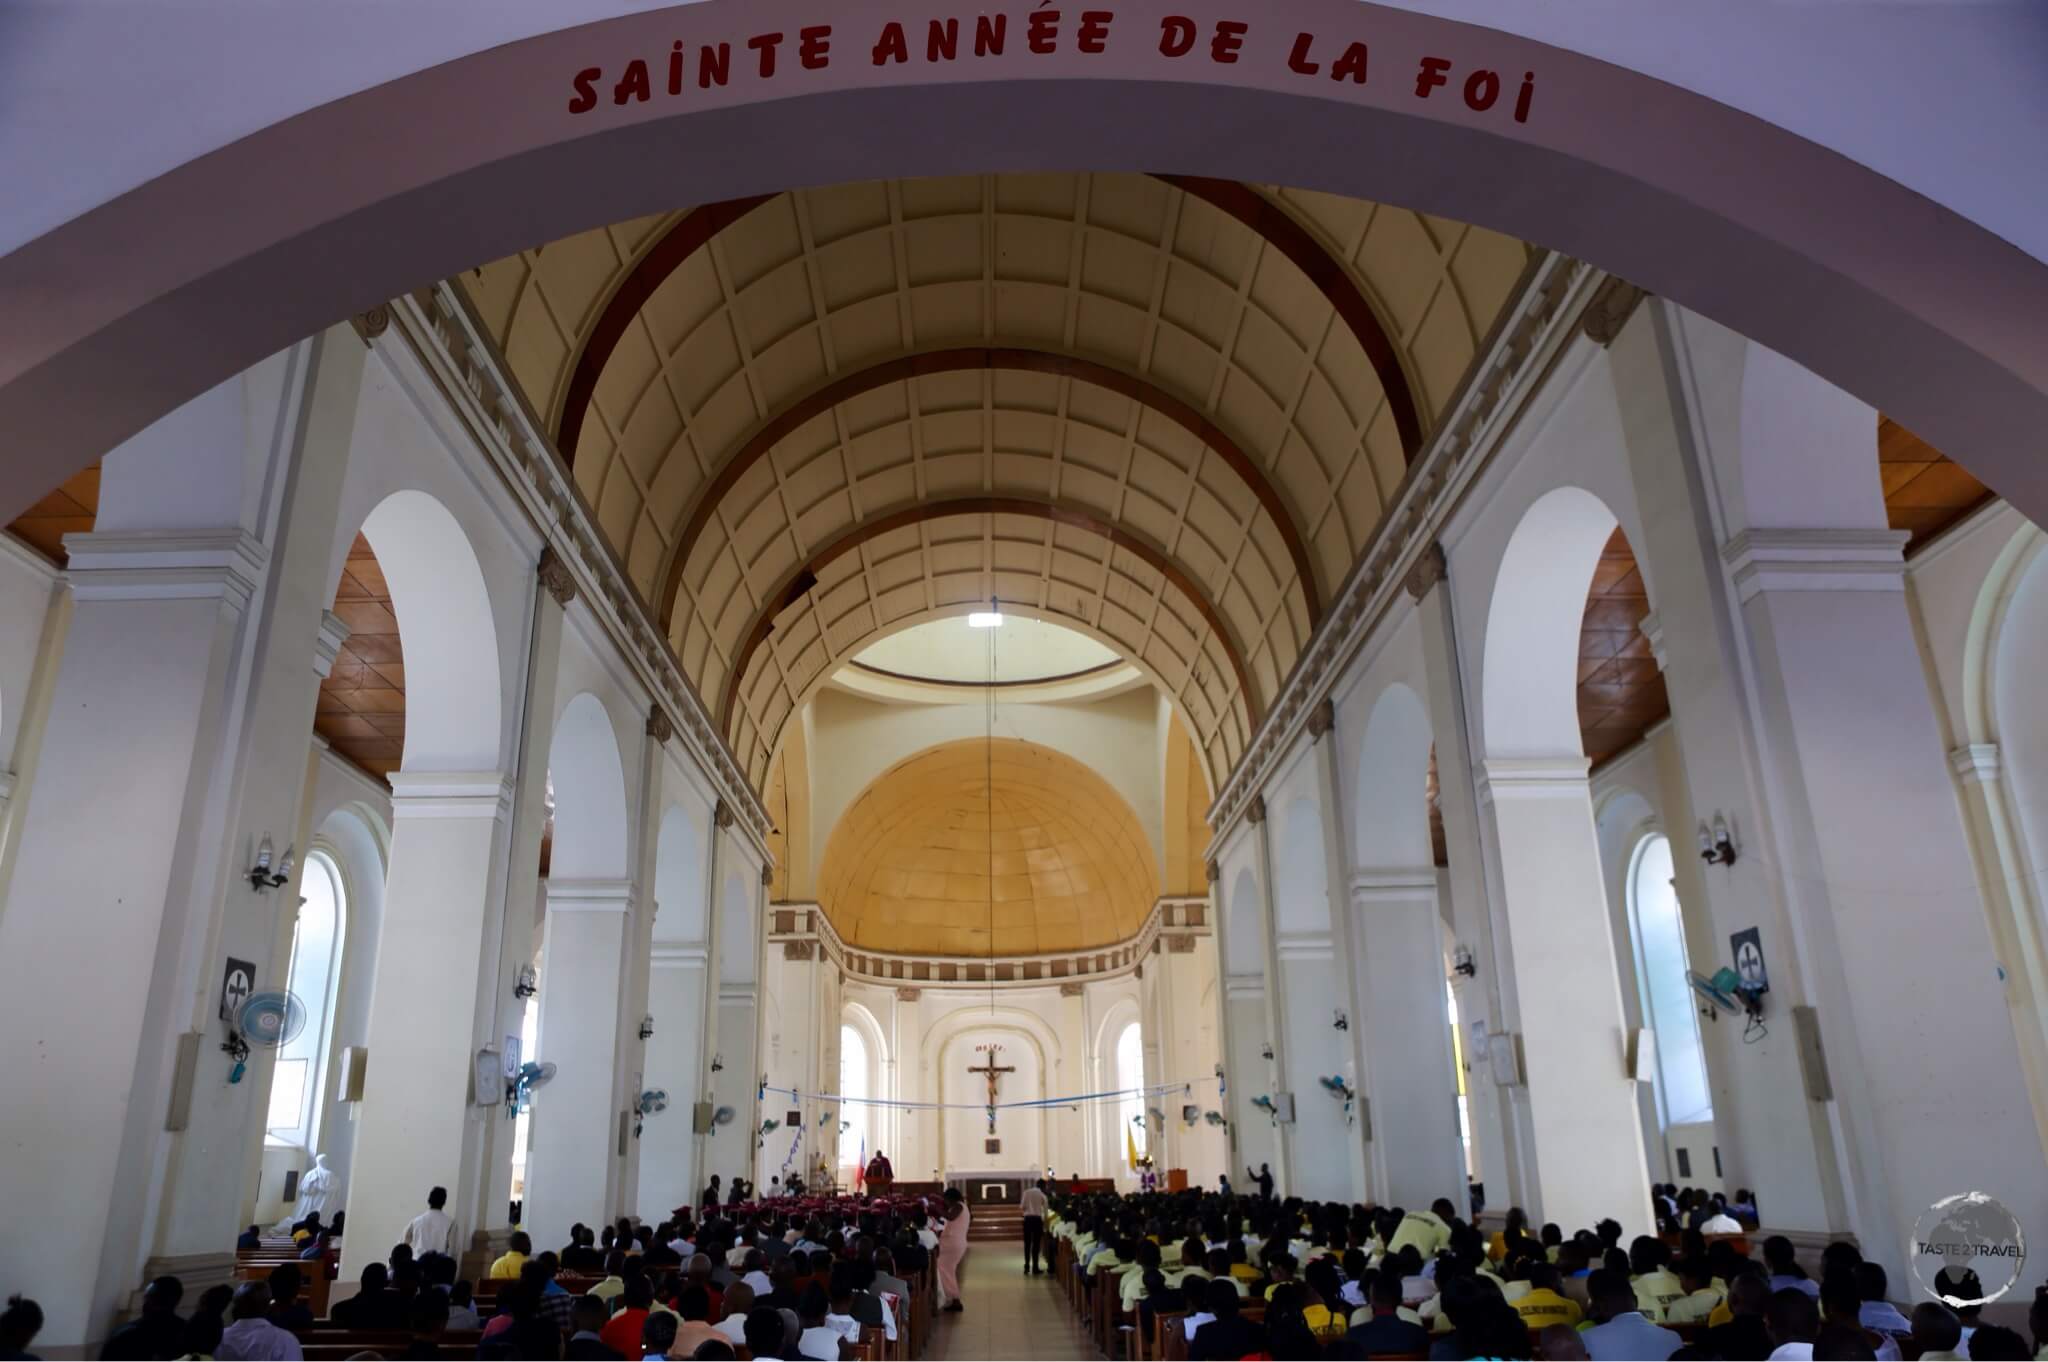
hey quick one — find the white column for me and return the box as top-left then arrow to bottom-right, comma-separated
1607,314 -> 1844,1231
341,771 -> 513,1280
641,943 -> 709,1217
1480,758 -> 1655,1234
1947,744 -> 2048,1157
0,338 -> 362,1349
1309,707 -> 1374,1202
1351,869 -> 1466,1209
1728,528 -> 2048,1269
0,530 -> 267,1348
1412,551 -> 1521,1209
480,570 -> 567,1230
613,711 -> 669,1223
525,877 -> 632,1247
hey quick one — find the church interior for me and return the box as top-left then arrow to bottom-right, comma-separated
1,9 -> 2046,1360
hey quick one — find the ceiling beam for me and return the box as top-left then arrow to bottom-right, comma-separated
717,494 -> 1259,753
656,345 -> 1321,634
1155,175 -> 1424,461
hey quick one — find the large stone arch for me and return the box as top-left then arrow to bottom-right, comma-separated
5,1 -> 2046,543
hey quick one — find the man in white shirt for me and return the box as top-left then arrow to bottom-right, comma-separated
715,1284 -> 758,1346
1020,1179 -> 1051,1275
402,1186 -> 457,1258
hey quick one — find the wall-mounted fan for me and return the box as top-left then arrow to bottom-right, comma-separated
506,1060 -> 557,1115
224,990 -> 305,1083
1203,1110 -> 1227,1127
633,1089 -> 667,1138
709,1104 -> 736,1136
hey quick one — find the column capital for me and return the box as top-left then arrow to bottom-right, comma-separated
1349,868 -> 1440,903
537,545 -> 578,607
1275,931 -> 1334,961
645,704 -> 674,745
895,986 -> 921,1002
1950,742 -> 2002,786
713,799 -> 735,830
1306,697 -> 1335,742
386,770 -> 514,821
761,860 -> 775,887
1582,276 -> 1648,346
63,529 -> 268,610
1246,794 -> 1266,825
1205,858 -> 1220,885
1637,610 -> 1667,672
545,876 -> 636,911
1476,755 -> 1591,804
1404,542 -> 1448,600
1058,982 -> 1085,997
313,609 -> 351,679
1721,528 -> 1908,603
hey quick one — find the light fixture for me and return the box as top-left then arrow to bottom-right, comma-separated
638,1014 -> 655,1041
967,596 -> 1003,629
710,1052 -> 725,1073
247,837 -> 294,892
514,963 -> 539,999
1698,813 -> 1739,867
1260,1041 -> 1275,1062
1332,1010 -> 1349,1032
1452,945 -> 1477,978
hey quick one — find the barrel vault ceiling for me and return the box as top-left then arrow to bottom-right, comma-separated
459,172 -> 1532,788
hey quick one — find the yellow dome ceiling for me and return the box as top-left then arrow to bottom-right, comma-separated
817,737 -> 1158,956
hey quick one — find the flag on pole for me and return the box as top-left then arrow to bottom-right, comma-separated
1125,1123 -> 1138,1172
855,1133 -> 866,1190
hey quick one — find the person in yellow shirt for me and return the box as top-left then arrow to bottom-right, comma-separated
1628,1236 -> 1686,1322
1486,1207 -> 1529,1263
1662,1257 -> 1726,1326
1513,1264 -> 1583,1330
488,1231 -> 532,1280
1385,1200 -> 1457,1262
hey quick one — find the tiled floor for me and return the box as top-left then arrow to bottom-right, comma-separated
926,1243 -> 1101,1360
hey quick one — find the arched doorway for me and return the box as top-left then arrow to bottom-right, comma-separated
525,691 -> 634,1248
1476,485 -> 1654,1233
338,489 -> 509,1279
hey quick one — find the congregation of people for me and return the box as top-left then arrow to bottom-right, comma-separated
1048,1181 -> 2048,1361
0,1182 -> 975,1362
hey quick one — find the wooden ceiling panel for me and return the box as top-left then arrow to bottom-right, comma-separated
316,534 -> 407,777
1577,528 -> 1670,771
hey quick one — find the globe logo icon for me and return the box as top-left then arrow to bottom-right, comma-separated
1910,1192 -> 2026,1307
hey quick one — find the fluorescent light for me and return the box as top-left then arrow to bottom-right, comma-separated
967,610 -> 1004,629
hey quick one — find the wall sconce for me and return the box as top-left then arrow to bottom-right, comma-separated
1452,945 -> 1477,978
1259,1041 -> 1274,1062
710,1052 -> 725,1073
638,1014 -> 655,1041
247,837 -> 294,892
514,963 -> 539,999
1698,813 -> 1739,867
1332,1010 -> 1349,1032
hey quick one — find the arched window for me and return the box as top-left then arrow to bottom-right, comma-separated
267,850 -> 344,1144
1627,834 -> 1714,1127
840,1024 -> 869,1182
1115,1022 -> 1146,1165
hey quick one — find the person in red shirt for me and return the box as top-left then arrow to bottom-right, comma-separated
597,1277 -> 653,1357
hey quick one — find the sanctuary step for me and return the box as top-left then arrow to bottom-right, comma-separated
967,1205 -> 1025,1241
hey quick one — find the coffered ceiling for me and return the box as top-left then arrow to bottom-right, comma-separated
460,172 -> 1533,786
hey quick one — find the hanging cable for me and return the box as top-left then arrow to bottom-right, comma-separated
986,596 -> 997,1015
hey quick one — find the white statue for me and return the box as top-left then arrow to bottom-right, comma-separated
292,1152 -> 336,1222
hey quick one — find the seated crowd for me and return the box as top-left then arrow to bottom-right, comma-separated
5,1196 -> 948,1361
1048,1184 -> 2048,1361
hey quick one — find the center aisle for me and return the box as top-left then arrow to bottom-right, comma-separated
924,1242 -> 1099,1360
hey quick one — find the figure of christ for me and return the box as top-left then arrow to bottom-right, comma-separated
967,1044 -> 1015,1134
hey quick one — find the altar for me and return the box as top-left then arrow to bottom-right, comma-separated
942,1169 -> 1045,1207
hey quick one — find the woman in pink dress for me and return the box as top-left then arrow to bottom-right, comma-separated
936,1188 -> 971,1311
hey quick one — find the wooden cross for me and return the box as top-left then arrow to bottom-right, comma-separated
968,1045 -> 1014,1133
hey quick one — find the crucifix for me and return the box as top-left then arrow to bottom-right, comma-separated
968,1043 -> 1014,1134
